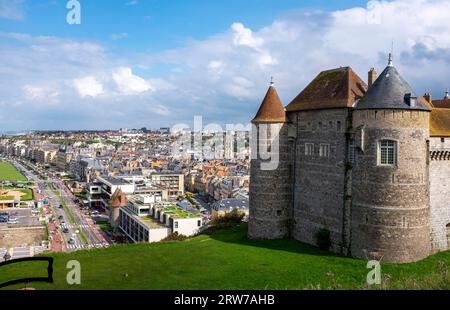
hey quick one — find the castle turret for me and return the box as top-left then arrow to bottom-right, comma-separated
109,188 -> 128,229
249,80 -> 293,239
351,54 -> 431,263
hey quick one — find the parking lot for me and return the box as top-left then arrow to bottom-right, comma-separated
0,208 -> 41,228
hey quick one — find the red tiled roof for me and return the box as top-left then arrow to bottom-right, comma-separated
110,188 -> 128,208
251,85 -> 287,123
432,98 -> 450,109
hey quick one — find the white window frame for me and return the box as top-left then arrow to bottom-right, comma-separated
305,143 -> 314,156
319,144 -> 330,157
378,140 -> 397,166
348,140 -> 356,163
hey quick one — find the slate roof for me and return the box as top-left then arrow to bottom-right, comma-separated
355,65 -> 430,111
251,85 -> 287,123
285,67 -> 367,112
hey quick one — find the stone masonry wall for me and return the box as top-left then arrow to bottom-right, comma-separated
290,109 -> 350,253
429,137 -> 450,252
351,109 -> 430,263
249,123 -> 293,239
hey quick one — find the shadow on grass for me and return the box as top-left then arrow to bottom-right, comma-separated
206,223 -> 350,260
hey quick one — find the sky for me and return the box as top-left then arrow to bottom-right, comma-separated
0,0 -> 450,131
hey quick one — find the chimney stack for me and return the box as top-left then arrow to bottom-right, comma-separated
368,68 -> 377,87
424,92 -> 432,104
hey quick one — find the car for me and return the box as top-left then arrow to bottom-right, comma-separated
63,228 -> 69,233
58,215 -> 64,220
7,220 -> 18,224
68,238 -> 75,244
58,205 -> 64,209
0,217 -> 8,223
60,220 -> 65,225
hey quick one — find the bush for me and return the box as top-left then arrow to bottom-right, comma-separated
201,223 -> 238,235
315,228 -> 331,251
162,232 -> 188,242
210,209 -> 245,225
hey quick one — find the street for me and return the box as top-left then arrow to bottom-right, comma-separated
12,160 -> 109,253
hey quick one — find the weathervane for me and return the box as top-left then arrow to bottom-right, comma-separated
270,76 -> 274,86
388,41 -> 394,66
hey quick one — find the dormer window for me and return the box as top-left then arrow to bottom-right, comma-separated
379,140 -> 397,166
405,93 -> 418,107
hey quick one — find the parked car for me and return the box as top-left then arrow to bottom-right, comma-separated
68,238 -> 75,244
58,215 -> 64,220
58,205 -> 64,209
63,228 -> 69,233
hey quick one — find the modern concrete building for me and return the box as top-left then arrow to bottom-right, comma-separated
119,195 -> 203,243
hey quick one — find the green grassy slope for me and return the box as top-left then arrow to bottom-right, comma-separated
1,224 -> 450,290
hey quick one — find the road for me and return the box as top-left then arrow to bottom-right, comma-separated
12,159 -> 108,252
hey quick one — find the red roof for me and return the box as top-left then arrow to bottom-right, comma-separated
110,188 -> 128,208
251,85 -> 287,123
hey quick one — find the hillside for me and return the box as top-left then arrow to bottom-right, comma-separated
2,224 -> 450,290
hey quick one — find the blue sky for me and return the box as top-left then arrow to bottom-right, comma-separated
0,0 -> 450,131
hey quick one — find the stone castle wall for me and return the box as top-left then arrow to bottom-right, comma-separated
289,109 -> 351,253
351,109 -> 430,263
248,123 -> 293,239
429,137 -> 450,252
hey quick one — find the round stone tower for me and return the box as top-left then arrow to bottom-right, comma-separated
351,55 -> 431,263
248,81 -> 293,239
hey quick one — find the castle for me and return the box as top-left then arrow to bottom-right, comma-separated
249,54 -> 450,263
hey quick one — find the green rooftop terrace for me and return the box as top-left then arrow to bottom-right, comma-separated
157,205 -> 199,219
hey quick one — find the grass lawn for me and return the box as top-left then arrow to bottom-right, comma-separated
2,224 -> 450,290
0,162 -> 27,182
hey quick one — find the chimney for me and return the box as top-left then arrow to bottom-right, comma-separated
424,92 -> 432,104
368,68 -> 377,87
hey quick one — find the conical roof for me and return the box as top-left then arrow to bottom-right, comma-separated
251,85 -> 287,123
355,63 -> 430,111
110,188 -> 128,208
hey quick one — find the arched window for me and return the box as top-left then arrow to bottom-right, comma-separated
379,140 -> 397,166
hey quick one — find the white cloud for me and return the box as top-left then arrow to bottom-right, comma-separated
112,67 -> 152,94
2,0 -> 450,131
111,32 -> 128,40
23,85 -> 59,103
72,76 -> 104,98
231,23 -> 264,49
0,0 -> 24,21
126,0 -> 138,6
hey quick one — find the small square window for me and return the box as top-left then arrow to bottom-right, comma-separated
441,138 -> 445,143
